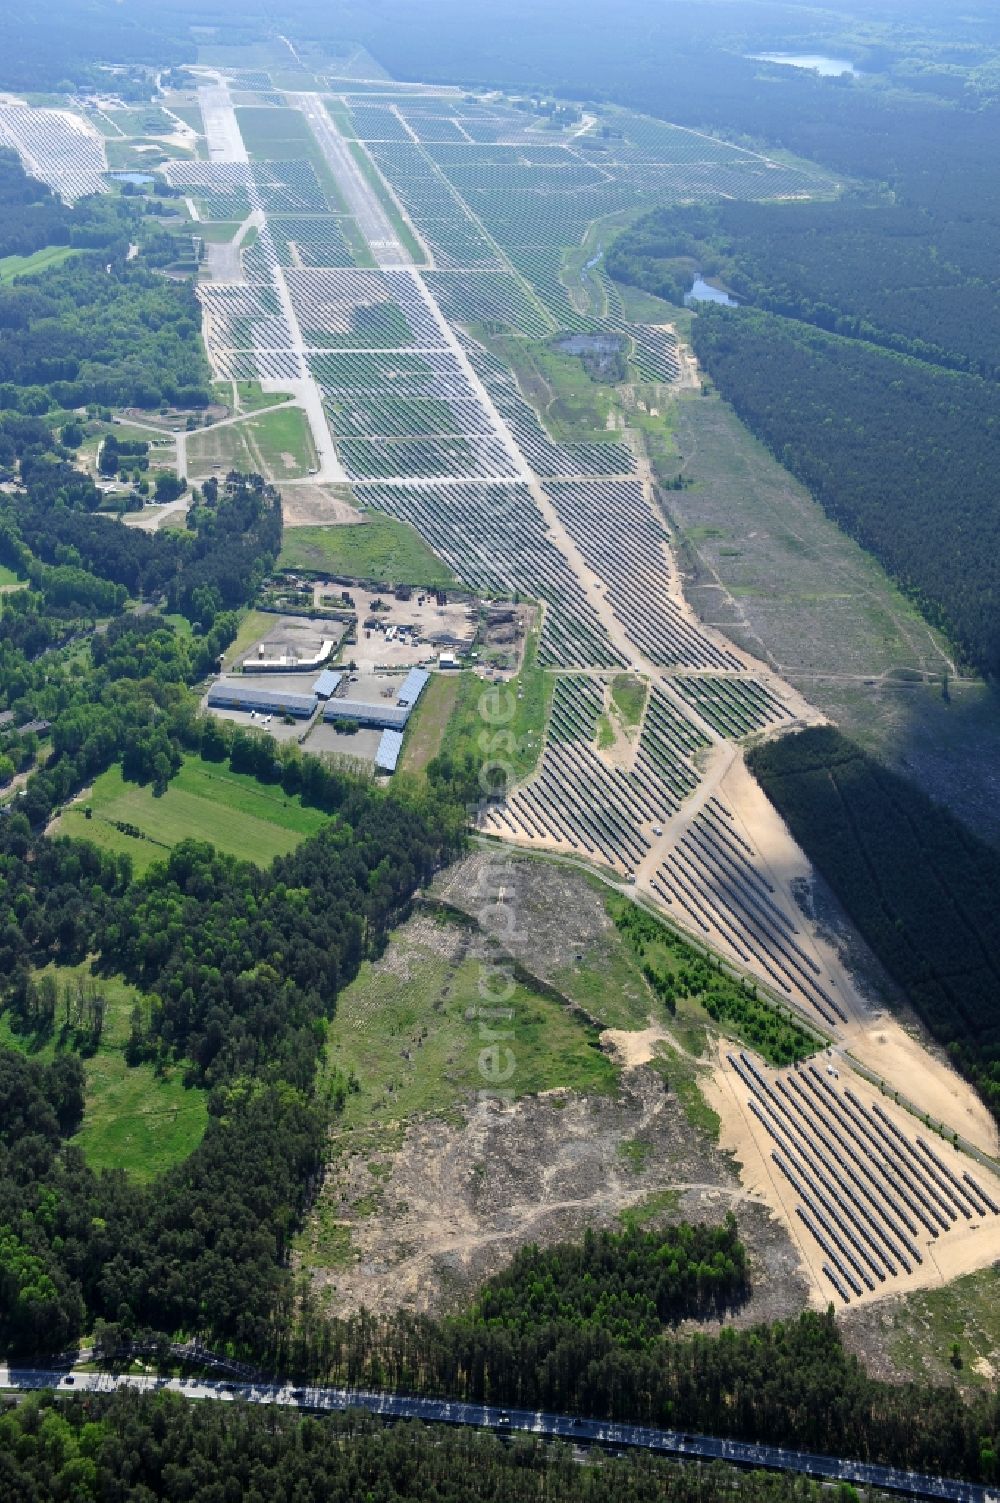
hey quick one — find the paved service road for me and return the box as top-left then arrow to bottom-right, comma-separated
1,1366 -> 994,1503
291,92 -> 413,266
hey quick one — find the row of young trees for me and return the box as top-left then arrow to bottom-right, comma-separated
610,899 -> 815,1066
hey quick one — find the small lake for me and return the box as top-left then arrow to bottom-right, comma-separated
685,277 -> 738,308
106,171 -> 156,186
749,52 -> 860,77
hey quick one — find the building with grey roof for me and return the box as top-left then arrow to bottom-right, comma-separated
396,667 -> 430,709
375,729 -> 405,773
207,681 -> 317,718
322,698 -> 410,730
312,669 -> 343,700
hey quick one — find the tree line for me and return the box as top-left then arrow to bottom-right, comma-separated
0,1391 -> 860,1503
687,306 -> 1000,676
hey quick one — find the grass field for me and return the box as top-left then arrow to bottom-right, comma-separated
610,673 -> 647,728
0,245 -> 78,283
0,562 -> 24,590
222,608 -> 272,668
844,1266 -> 1000,1391
187,405 -> 317,480
399,673 -> 462,774
211,380 -> 293,414
54,757 -> 329,873
320,912 -> 617,1139
482,331 -> 619,444
0,962 -> 206,1182
614,279 -> 680,325
279,514 -> 458,586
167,103 -> 204,135
195,220 -> 246,244
427,624 -> 553,788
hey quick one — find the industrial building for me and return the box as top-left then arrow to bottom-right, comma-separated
396,667 -> 430,709
375,729 -> 405,773
207,681 -> 317,718
312,669 -> 343,700
322,699 -> 410,731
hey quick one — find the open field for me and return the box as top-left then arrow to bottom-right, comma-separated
53,757 -> 328,872
186,404 -> 318,480
399,672 -> 463,774
221,608 -> 273,668
299,860 -> 812,1321
320,910 -> 617,1137
482,331 -> 621,444
279,514 -> 459,586
841,1265 -> 1000,1390
430,627 -> 553,788
0,244 -> 78,282
0,962 -> 206,1182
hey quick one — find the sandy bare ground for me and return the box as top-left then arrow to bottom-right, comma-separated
602,1022 -> 672,1069
706,1043 -> 1000,1313
843,1017 -> 999,1158
280,484 -> 361,527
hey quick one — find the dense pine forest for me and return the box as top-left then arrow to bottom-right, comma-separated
0,1393 -> 872,1503
608,200 -> 1000,381
748,728 -> 1000,1122
686,307 -> 1000,674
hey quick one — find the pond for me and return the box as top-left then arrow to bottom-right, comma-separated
106,171 -> 156,186
685,277 -> 738,308
748,53 -> 860,78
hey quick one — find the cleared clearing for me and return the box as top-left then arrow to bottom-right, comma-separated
0,244 -> 78,282
0,962 -> 206,1182
186,404 -> 318,480
279,513 -> 459,585
53,757 -> 328,872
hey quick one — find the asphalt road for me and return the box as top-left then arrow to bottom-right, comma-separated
291,92 -> 412,266
1,1366 -> 993,1502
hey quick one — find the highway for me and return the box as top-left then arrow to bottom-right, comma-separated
1,1365 -> 994,1502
